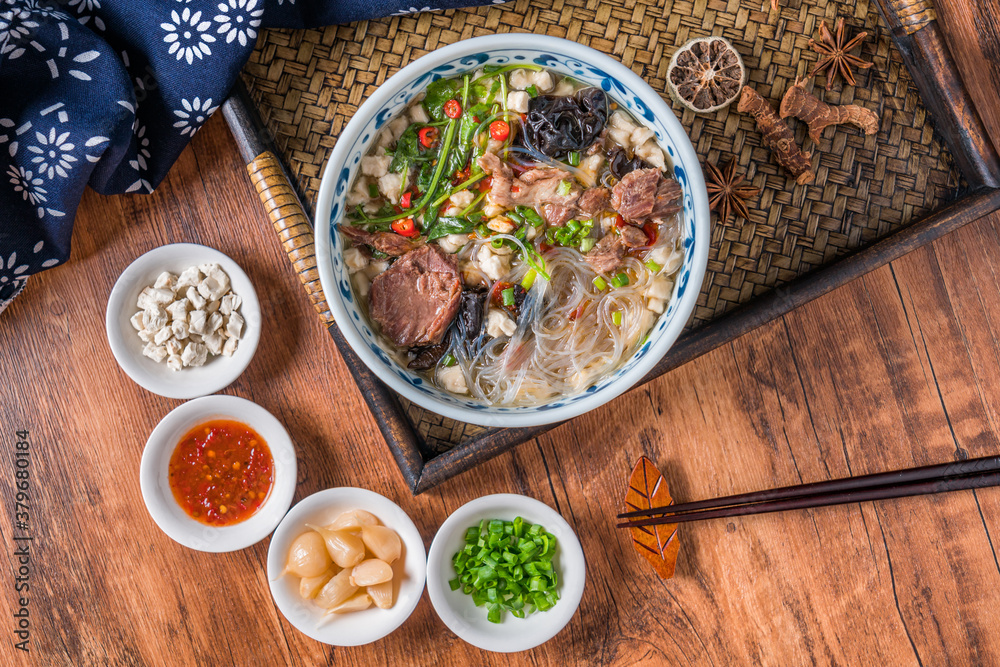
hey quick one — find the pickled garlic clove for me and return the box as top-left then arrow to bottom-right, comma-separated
350,559 -> 393,587
299,566 -> 337,599
280,531 -> 332,579
329,592 -> 372,614
329,509 -> 380,531
306,523 -> 366,568
361,525 -> 401,564
367,581 -> 394,609
314,568 -> 357,609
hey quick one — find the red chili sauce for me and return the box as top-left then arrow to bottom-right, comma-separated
168,420 -> 274,526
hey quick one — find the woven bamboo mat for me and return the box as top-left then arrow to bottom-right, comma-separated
240,0 -> 962,452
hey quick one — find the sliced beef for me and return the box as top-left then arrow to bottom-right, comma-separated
583,234 -> 626,274
619,224 -> 650,249
648,178 -> 683,220
340,225 -> 422,257
369,245 -> 462,348
611,168 -> 682,223
541,203 -> 575,226
478,154 -> 580,210
577,187 -> 611,216
611,168 -> 660,221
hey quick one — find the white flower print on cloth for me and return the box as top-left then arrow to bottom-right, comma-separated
7,165 -> 64,218
214,0 -> 263,47
43,22 -> 102,81
391,6 -> 432,15
27,127 -> 78,179
0,5 -> 38,59
172,97 -> 219,137
0,242 -> 61,314
126,124 -> 153,193
161,7 -> 215,65
68,0 -> 106,31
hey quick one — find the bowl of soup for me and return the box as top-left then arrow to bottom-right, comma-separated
315,34 -> 709,427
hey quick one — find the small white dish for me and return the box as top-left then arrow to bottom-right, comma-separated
139,395 -> 297,552
426,494 -> 586,653
267,488 -> 428,646
105,243 -> 261,399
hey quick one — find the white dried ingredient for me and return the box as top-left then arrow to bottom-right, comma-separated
186,286 -> 206,310
226,311 -> 244,340
153,271 -> 176,290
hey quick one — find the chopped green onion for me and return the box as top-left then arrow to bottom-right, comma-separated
515,225 -> 527,240
566,219 -> 581,234
501,287 -> 515,306
593,276 -> 607,290
525,84 -> 539,98
612,310 -> 622,326
521,269 -> 537,290
545,227 -> 558,243
554,229 -> 571,246
441,353 -> 457,367
556,179 -> 572,196
368,183 -> 379,198
506,210 -> 525,225
644,259 -> 662,272
491,237 -> 505,249
450,517 -> 559,623
567,151 -> 581,167
610,272 -> 630,288
579,237 -> 596,253
477,223 -> 491,238
516,206 -> 546,228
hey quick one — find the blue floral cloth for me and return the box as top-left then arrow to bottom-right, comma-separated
0,0 -> 499,313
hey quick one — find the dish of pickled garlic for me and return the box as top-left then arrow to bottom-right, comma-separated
280,510 -> 403,618
266,488 -> 427,646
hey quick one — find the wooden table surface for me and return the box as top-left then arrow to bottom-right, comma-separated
4,3 -> 1000,665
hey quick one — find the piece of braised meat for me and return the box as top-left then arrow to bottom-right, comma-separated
577,187 -> 611,216
611,168 -> 682,223
541,203 -> 575,226
369,245 -> 462,348
339,225 -> 423,257
618,224 -> 650,249
583,234 -> 626,274
478,153 -> 581,209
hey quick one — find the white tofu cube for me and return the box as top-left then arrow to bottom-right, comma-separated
153,326 -> 173,346
188,309 -> 208,335
352,272 -> 371,299
436,233 -> 469,254
487,217 -> 516,234
361,155 -> 392,178
226,311 -> 244,340
387,115 -> 409,142
166,354 -> 184,372
634,139 -> 666,170
646,275 -> 673,301
436,365 -> 469,394
476,245 -> 510,282
153,271 -> 176,290
220,294 -> 242,316
181,342 -> 208,367
378,172 -> 406,204
508,69 -> 532,90
648,297 -> 666,314
363,259 -> 390,281
630,126 -> 655,147
554,79 -> 575,96
344,246 -> 369,274
142,342 -> 168,363
486,309 -> 517,339
130,311 -> 145,331
530,70 -> 555,92
166,298 -> 189,322
449,189 -> 475,210
222,336 -> 238,357
506,91 -> 530,114
186,286 -> 206,310
409,105 -> 429,124
176,266 -> 202,290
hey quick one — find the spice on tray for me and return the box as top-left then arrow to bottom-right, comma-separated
705,160 -> 760,224
779,79 -> 879,142
737,86 -> 815,185
666,36 -> 746,114
808,17 -> 873,90
623,456 -> 679,579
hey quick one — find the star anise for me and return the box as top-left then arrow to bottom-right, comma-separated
808,17 -> 873,90
705,160 -> 759,224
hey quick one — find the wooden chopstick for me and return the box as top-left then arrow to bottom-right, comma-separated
617,454 -> 1000,521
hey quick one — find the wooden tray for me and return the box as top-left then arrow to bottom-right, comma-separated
222,0 -> 1000,493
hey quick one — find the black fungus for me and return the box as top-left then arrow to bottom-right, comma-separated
608,146 -> 652,180
522,87 -> 608,157
454,290 -> 487,343
408,343 -> 447,370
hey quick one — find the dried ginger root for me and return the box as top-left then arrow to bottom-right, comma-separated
779,79 -> 879,143
736,86 -> 815,185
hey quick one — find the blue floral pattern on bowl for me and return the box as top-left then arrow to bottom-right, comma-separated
318,37 -> 708,426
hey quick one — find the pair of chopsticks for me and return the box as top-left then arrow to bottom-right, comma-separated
617,455 -> 1000,529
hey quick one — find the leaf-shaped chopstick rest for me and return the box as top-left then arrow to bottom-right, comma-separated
623,456 -> 680,579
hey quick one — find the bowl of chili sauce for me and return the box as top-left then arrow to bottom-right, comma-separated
141,395 -> 297,552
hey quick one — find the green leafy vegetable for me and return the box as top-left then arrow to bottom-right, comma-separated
424,216 -> 476,241
425,77 -> 463,121
449,518 -> 560,623
389,125 -> 420,174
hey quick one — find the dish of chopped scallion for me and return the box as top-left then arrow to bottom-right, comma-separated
449,517 -> 559,623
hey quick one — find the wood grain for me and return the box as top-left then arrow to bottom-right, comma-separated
3,108 -> 1000,665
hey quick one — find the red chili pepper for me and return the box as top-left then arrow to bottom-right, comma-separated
511,185 -> 521,194
400,191 -> 412,209
615,213 -> 627,228
418,126 -> 439,148
642,221 -> 658,244
539,242 -> 553,253
569,303 -> 586,321
454,168 -> 469,183
443,99 -> 462,119
391,217 -> 419,238
478,176 -> 493,193
439,201 -> 450,215
489,120 -> 510,141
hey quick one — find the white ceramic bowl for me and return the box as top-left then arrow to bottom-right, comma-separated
314,34 -> 710,427
139,395 -> 297,552
106,243 -> 261,399
266,488 -> 427,646
426,494 -> 586,653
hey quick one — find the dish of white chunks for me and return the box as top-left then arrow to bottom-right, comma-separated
338,65 -> 685,407
131,263 -> 245,370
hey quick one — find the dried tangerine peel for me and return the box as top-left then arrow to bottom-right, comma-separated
622,456 -> 680,579
667,36 -> 746,114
